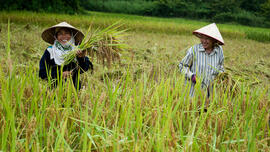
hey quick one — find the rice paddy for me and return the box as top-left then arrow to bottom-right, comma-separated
0,11 -> 269,151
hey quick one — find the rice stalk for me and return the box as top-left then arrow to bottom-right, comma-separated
7,19 -> 13,76
64,21 -> 128,67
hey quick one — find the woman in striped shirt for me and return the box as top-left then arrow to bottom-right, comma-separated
179,23 -> 225,97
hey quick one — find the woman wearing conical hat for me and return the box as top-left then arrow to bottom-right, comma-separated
39,22 -> 93,89
179,23 -> 225,98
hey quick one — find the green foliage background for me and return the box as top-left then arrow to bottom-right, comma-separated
83,0 -> 270,27
1,0 -> 270,27
0,0 -> 81,14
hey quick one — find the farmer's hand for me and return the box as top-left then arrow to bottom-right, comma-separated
63,71 -> 72,78
76,50 -> 86,58
191,74 -> 196,84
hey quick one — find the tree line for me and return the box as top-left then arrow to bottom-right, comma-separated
82,0 -> 270,27
1,0 -> 270,27
0,0 -> 81,14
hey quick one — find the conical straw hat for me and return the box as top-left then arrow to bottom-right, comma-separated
193,23 -> 224,45
42,22 -> 84,45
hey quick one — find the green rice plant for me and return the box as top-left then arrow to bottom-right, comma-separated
6,19 -> 12,76
246,30 -> 270,42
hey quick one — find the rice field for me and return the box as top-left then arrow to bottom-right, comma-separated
0,11 -> 269,151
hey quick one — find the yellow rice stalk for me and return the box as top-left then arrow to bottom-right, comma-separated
89,35 -> 122,67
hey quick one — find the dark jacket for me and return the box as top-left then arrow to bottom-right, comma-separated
39,49 -> 93,89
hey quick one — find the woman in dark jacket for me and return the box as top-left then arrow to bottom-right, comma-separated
39,22 -> 93,89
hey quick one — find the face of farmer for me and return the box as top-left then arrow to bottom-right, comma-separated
200,35 -> 215,51
56,28 -> 71,45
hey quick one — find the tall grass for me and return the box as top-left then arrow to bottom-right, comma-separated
0,60 -> 269,151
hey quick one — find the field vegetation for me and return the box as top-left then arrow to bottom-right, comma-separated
3,0 -> 270,28
0,11 -> 269,151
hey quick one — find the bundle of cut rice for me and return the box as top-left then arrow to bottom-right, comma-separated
64,22 -> 128,67
213,72 -> 240,97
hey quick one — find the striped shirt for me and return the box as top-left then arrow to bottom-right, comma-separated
179,43 -> 224,89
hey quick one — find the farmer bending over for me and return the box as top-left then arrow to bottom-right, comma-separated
39,22 -> 93,89
179,23 -> 225,98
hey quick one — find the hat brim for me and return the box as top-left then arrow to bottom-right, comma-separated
42,25 -> 84,45
193,32 -> 224,45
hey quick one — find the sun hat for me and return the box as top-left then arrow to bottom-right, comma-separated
193,23 -> 224,45
42,22 -> 84,45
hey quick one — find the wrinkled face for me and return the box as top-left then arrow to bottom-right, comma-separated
56,28 -> 71,45
200,35 -> 215,51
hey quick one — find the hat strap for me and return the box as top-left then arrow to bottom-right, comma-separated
49,32 -> 57,42
74,31 -> 79,37
73,31 -> 81,44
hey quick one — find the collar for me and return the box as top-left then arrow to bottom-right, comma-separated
198,43 -> 218,55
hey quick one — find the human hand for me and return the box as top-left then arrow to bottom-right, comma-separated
76,50 -> 86,58
63,71 -> 72,78
191,74 -> 196,84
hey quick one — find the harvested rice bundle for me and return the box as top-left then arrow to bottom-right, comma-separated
213,72 -> 240,97
64,22 -> 128,67
89,35 -> 122,67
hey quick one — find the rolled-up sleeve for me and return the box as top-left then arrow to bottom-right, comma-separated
179,47 -> 194,79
